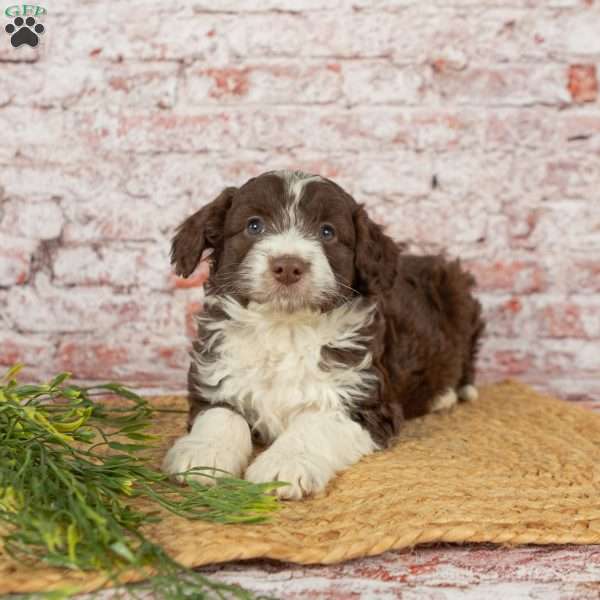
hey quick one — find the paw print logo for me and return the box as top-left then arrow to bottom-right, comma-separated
5,16 -> 44,48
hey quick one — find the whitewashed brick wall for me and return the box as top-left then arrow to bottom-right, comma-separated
1,0 -> 599,400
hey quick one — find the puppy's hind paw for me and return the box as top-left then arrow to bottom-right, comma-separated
458,384 -> 479,402
430,388 -> 458,412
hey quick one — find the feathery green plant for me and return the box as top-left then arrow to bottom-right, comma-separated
0,365 -> 281,599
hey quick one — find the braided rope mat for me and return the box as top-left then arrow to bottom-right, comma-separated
3,381 -> 600,594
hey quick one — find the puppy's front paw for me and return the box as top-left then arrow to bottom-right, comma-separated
162,436 -> 249,485
245,449 -> 332,500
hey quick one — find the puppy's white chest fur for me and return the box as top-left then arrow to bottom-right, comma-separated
193,297 -> 375,442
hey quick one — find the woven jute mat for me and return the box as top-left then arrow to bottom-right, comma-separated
2,380 -> 600,594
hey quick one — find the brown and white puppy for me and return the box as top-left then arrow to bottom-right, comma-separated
162,170 -> 484,499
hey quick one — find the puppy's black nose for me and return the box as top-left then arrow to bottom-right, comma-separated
270,255 -> 307,285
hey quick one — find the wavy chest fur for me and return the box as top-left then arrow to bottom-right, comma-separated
192,297 -> 375,442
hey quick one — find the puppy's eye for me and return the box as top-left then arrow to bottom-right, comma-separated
320,223 -> 336,241
246,217 -> 265,236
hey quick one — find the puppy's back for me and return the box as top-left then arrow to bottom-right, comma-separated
380,253 -> 484,419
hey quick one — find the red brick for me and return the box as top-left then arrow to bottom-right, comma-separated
481,296 -> 529,338
0,235 -> 37,286
539,303 -> 586,339
431,65 -> 570,107
485,110 -> 561,150
181,63 -> 342,105
100,63 -> 178,108
543,349 -> 576,375
411,111 -> 473,151
204,67 -> 250,98
0,332 -> 54,371
537,301 -> 600,339
56,341 -> 129,380
68,108 -> 393,154
54,335 -> 191,385
537,155 -> 600,201
5,275 -> 186,334
492,349 -> 537,376
466,260 -> 547,294
154,344 -> 189,371
568,65 -> 598,103
538,341 -> 600,378
53,244 -> 170,290
566,260 -> 600,294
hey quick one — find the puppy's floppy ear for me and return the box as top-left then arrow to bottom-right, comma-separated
353,205 -> 402,294
171,187 -> 236,277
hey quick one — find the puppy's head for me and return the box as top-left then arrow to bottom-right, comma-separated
171,170 -> 399,311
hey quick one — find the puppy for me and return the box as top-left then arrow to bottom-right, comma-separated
162,170 -> 484,499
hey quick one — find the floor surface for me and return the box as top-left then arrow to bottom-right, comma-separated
198,544 -> 600,599
103,396 -> 600,599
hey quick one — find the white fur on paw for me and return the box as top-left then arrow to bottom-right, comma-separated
431,388 -> 458,412
245,449 -> 332,500
162,437 -> 249,485
458,384 -> 478,402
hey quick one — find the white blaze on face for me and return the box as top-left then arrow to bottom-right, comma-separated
284,170 -> 324,225
240,170 -> 337,310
